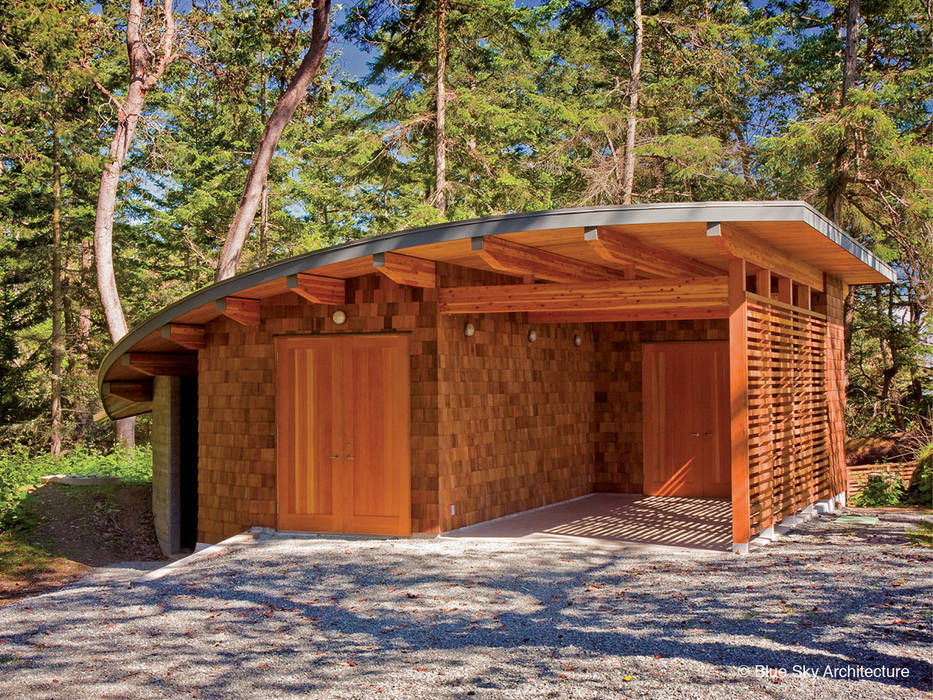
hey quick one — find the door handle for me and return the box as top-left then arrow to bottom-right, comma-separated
328,455 -> 339,460
703,431 -> 713,436
690,432 -> 700,437
345,455 -> 354,460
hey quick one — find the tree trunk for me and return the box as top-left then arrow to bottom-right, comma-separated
433,0 -> 448,216
622,0 -> 643,205
826,0 -> 859,357
841,0 -> 860,105
77,237 -> 92,366
259,182 -> 269,266
214,0 -> 332,282
825,0 -> 859,224
51,125 -> 64,457
76,236 -> 94,441
258,52 -> 269,266
92,0 -> 176,447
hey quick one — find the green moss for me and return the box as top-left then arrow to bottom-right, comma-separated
905,522 -> 933,549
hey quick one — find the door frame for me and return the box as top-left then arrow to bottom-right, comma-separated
641,340 -> 730,499
273,332 -> 412,535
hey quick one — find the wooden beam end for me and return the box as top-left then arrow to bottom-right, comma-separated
217,297 -> 261,326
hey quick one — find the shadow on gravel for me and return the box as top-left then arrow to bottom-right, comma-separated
2,517 -> 930,697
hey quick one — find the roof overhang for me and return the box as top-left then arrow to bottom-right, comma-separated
98,201 -> 895,419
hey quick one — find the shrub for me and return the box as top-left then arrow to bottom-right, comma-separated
905,443 -> 933,507
0,446 -> 152,530
852,470 -> 906,507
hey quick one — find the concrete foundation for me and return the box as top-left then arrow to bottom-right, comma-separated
152,376 -> 182,556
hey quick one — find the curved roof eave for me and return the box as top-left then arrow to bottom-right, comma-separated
97,201 -> 895,418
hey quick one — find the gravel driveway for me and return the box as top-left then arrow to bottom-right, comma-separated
0,510 -> 929,699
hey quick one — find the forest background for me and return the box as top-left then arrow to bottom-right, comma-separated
0,0 -> 929,467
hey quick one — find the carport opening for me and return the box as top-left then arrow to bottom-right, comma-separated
437,316 -> 733,550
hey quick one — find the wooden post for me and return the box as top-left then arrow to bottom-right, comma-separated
755,268 -> 771,298
775,276 -> 792,304
824,274 -> 848,501
728,258 -> 751,552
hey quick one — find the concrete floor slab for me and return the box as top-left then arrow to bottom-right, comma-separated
443,493 -> 732,552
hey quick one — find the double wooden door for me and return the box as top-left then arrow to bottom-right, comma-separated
275,334 -> 411,535
642,341 -> 730,499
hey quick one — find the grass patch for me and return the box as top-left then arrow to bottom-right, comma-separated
0,536 -> 53,579
905,522 -> 933,548
0,535 -> 88,601
1,446 -> 151,531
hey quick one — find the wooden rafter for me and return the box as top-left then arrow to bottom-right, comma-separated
372,252 -> 436,288
160,323 -> 206,349
707,222 -> 824,291
121,352 -> 197,376
439,275 -> 728,314
102,380 -> 153,403
470,235 -> 628,282
216,296 -> 260,326
584,226 -> 722,278
286,273 -> 345,305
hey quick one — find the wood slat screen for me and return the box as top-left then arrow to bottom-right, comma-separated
745,295 -> 832,533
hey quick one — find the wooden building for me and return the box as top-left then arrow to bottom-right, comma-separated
97,202 -> 894,554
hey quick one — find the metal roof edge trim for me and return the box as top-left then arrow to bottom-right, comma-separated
97,201 -> 896,418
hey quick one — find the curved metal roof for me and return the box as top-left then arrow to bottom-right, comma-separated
97,201 -> 895,418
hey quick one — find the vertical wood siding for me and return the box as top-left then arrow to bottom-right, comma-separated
745,294 -> 833,534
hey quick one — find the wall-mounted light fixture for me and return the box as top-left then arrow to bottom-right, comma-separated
528,329 -> 538,342
464,322 -> 475,337
332,310 -> 347,325
573,333 -> 583,347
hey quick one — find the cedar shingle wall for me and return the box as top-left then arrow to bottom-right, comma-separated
197,274 -> 439,544
196,258 -> 730,542
592,320 -> 730,493
436,312 -> 597,531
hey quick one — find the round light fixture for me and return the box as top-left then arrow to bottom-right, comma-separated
528,329 -> 538,342
332,310 -> 347,325
464,322 -> 475,337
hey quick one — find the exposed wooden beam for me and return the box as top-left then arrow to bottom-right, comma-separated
439,276 -> 728,314
286,273 -> 345,305
216,296 -> 260,326
584,226 -> 722,278
707,222 -> 824,291
372,252 -> 436,288
121,352 -> 197,376
102,380 -> 153,403
160,323 -> 206,350
528,306 -> 729,324
470,235 -> 627,282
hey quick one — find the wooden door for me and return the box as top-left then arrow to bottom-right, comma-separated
276,334 -> 411,535
642,341 -> 730,499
